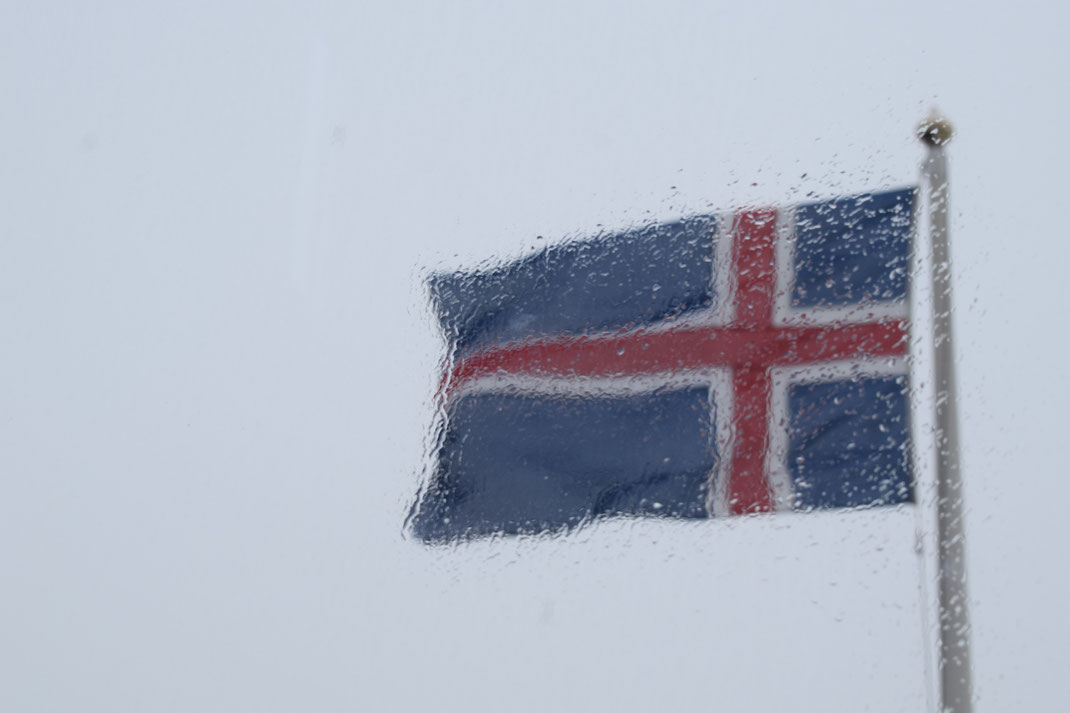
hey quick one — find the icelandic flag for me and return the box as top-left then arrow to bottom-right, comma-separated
409,188 -> 917,542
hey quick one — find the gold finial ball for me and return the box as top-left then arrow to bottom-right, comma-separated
917,115 -> 954,146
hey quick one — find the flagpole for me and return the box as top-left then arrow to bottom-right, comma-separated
918,115 -> 973,713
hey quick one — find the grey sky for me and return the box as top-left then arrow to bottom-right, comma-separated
2,1 -> 1068,711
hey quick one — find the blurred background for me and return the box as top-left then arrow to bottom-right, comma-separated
2,2 -> 1067,711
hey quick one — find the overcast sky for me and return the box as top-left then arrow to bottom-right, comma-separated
2,2 -> 1068,711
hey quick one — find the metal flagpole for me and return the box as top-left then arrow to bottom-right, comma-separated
918,114 -> 973,713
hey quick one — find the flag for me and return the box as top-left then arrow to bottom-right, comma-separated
409,188 -> 917,542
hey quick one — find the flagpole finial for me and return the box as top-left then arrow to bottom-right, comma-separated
918,112 -> 954,147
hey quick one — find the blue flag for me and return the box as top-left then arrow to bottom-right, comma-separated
410,188 -> 917,542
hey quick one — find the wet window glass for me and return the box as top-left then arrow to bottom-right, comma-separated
3,3 -> 1065,713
